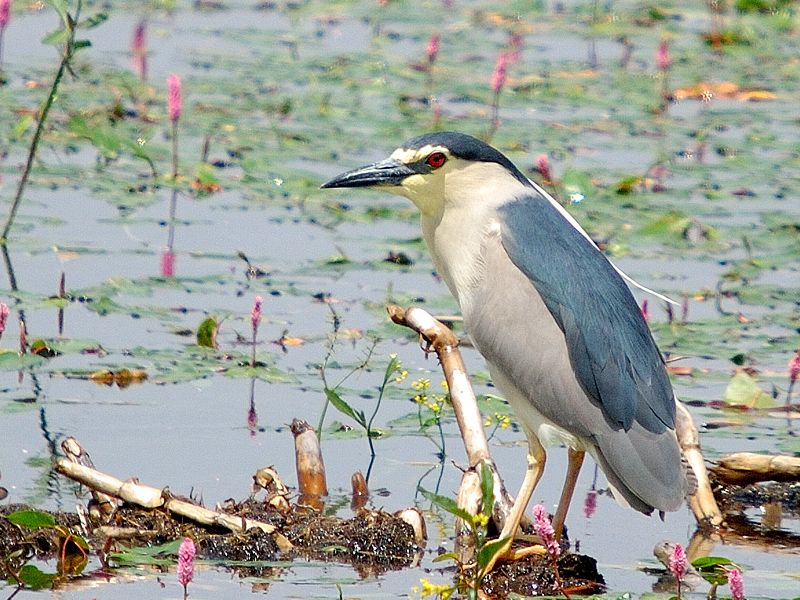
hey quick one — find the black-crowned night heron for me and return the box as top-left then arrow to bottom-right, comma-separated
322,131 -> 687,548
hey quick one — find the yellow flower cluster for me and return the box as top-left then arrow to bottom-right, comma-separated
413,578 -> 455,600
484,413 -> 512,429
411,378 -> 451,415
395,369 -> 409,384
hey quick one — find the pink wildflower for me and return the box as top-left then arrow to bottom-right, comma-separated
490,52 -> 509,94
656,39 -> 671,71
536,154 -> 552,182
160,249 -> 175,278
131,20 -> 147,81
426,33 -> 440,64
167,74 -> 182,122
0,0 -> 10,27
641,299 -> 649,322
668,542 -> 688,581
251,296 -> 263,333
583,489 -> 597,519
0,303 -> 9,336
177,537 -> 195,593
727,568 -> 745,600
532,504 -> 560,559
789,350 -> 800,383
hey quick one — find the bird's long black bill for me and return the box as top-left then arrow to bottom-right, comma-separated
320,158 -> 416,189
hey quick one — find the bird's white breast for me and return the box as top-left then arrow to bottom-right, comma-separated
419,161 -> 529,316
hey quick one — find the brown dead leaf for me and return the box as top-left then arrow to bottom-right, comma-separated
552,69 -> 597,79
338,328 -> 364,340
89,370 -> 115,385
673,81 -> 775,102
190,179 -> 221,193
667,366 -> 694,377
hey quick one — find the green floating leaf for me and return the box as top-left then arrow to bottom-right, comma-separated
14,565 -> 56,590
691,555 -> 738,585
641,210 -> 692,236
109,538 -> 182,567
723,372 -> 774,408
196,317 -> 218,348
6,509 -> 57,529
692,555 -> 736,570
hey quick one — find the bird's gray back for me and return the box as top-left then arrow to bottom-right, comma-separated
498,193 -> 675,433
460,196 -> 686,512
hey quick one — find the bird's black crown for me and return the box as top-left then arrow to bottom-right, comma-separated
401,132 -> 532,187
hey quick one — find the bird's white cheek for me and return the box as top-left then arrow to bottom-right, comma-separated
402,174 -> 443,215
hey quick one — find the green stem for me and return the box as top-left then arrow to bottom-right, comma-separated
1,3 -> 80,243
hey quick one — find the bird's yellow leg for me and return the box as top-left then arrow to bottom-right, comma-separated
482,435 -> 546,573
552,448 -> 585,540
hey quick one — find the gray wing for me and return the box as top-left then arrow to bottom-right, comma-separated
498,193 -> 675,433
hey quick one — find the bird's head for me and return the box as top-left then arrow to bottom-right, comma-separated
321,132 -> 531,217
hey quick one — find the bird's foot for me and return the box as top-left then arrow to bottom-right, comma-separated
480,536 -> 546,574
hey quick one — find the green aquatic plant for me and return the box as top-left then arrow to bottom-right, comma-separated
1,0 -> 103,242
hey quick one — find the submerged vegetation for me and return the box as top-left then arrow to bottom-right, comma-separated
0,0 -> 798,598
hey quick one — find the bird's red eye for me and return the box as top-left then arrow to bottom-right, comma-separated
426,152 -> 447,169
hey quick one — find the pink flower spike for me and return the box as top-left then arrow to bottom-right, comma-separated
177,537 -> 195,591
536,154 -> 552,182
583,489 -> 597,519
668,542 -> 688,581
426,33 -> 440,64
167,74 -> 182,122
131,20 -> 147,81
0,0 -> 10,28
0,303 -> 9,335
160,249 -> 175,278
490,52 -> 509,94
532,504 -> 560,559
656,39 -> 671,71
727,568 -> 745,600
789,350 -> 800,383
641,299 -> 649,322
251,296 -> 263,333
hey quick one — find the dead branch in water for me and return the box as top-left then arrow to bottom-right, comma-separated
674,401 -> 724,527
387,305 -> 515,530
711,452 -> 800,486
54,458 -> 294,552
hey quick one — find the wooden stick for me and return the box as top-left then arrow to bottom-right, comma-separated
711,452 -> 800,486
674,401 -> 724,527
291,419 -> 328,509
351,471 -> 369,511
61,437 -> 118,517
454,467 -> 482,566
54,459 -> 293,552
387,305 -> 515,529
